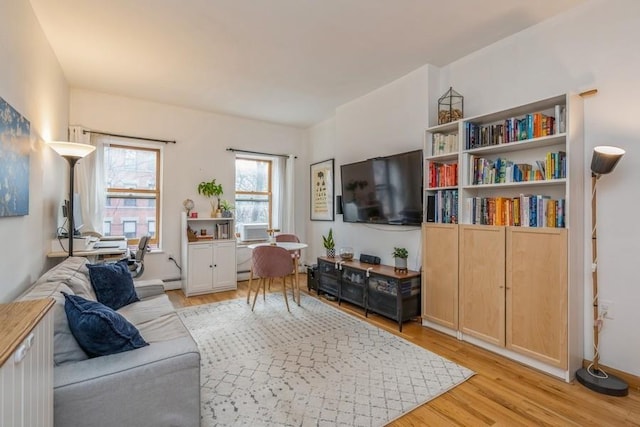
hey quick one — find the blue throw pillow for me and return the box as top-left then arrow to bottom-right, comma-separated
87,259 -> 139,310
63,293 -> 148,358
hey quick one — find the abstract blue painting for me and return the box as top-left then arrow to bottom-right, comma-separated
0,96 -> 30,216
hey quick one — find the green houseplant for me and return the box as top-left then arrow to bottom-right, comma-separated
323,228 -> 335,258
197,179 -> 224,217
392,247 -> 408,270
219,199 -> 234,218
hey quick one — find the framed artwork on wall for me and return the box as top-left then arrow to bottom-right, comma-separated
310,158 -> 334,221
0,96 -> 30,217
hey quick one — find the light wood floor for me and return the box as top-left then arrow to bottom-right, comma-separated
167,279 -> 640,426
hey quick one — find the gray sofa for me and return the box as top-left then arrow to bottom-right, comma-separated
16,257 -> 200,427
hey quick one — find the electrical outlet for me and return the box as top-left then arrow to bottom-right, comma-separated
600,299 -> 614,320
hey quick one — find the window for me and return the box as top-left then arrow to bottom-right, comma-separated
104,144 -> 160,246
235,157 -> 272,227
103,220 -> 112,236
123,220 -> 137,238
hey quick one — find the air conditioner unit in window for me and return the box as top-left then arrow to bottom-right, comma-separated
239,223 -> 269,241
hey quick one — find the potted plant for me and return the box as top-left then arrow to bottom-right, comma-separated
392,247 -> 408,271
323,228 -> 335,258
219,199 -> 234,218
197,179 -> 223,217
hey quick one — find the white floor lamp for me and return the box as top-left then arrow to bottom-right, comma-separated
47,141 -> 96,256
575,145 -> 627,396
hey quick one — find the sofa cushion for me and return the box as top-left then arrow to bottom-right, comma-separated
63,293 -> 148,358
34,256 -> 96,300
16,278 -> 88,366
87,260 -> 139,310
117,293 -> 175,327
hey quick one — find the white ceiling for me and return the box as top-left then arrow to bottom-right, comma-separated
29,0 -> 586,128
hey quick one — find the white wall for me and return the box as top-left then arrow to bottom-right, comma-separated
0,0 -> 69,302
307,66 -> 432,270
69,90 -> 308,283
308,0 -> 640,376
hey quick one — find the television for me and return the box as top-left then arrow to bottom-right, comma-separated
340,149 -> 423,226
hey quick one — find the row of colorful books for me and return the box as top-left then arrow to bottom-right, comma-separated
431,132 -> 458,156
464,105 -> 566,150
425,190 -> 458,224
427,161 -> 458,188
467,195 -> 565,227
470,152 -> 566,185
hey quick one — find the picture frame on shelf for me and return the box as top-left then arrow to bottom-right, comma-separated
310,158 -> 334,221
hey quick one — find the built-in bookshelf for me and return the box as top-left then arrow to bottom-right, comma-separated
424,94 -> 572,228
421,93 -> 584,382
424,121 -> 459,224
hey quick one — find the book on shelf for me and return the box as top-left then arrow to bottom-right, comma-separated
466,194 -> 564,228
554,105 -> 566,133
425,195 -> 436,222
428,161 -> 458,187
431,132 -> 458,155
470,151 -> 565,185
431,189 -> 458,224
465,109 -> 561,150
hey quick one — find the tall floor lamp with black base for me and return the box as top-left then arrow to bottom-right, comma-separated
575,145 -> 627,396
47,141 -> 96,257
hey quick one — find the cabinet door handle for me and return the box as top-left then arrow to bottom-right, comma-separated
214,264 -> 217,268
209,265 -> 213,268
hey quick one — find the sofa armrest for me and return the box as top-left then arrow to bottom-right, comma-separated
54,337 -> 200,427
134,279 -> 165,299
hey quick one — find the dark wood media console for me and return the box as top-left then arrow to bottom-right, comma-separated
316,256 -> 421,331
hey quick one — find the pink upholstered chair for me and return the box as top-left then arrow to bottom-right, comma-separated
250,245 -> 294,312
275,233 -> 301,260
273,233 -> 300,292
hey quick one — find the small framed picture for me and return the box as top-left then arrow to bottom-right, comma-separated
310,158 -> 334,221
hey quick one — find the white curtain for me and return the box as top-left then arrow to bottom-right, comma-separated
272,155 -> 295,233
69,126 -> 106,235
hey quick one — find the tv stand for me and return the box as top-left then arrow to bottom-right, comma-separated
316,257 -> 421,331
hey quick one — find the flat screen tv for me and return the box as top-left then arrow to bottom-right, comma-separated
340,149 -> 423,226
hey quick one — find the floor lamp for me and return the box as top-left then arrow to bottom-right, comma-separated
47,141 -> 96,256
575,145 -> 627,396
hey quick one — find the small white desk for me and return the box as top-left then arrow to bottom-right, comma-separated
246,242 -> 308,305
48,238 -> 128,261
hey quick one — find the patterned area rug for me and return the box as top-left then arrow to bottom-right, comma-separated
178,293 -> 473,427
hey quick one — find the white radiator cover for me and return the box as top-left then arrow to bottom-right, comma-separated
236,245 -> 252,281
1,308 -> 53,427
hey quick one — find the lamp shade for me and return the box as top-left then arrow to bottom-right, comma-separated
47,141 -> 96,159
590,146 -> 625,175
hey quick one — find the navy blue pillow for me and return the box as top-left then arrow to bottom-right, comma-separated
87,259 -> 139,310
63,293 -> 148,358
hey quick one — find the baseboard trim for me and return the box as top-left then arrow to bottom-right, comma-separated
581,359 -> 640,392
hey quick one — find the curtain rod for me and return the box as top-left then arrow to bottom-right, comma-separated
226,148 -> 296,159
83,129 -> 176,144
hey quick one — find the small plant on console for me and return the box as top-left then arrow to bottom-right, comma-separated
323,228 -> 335,258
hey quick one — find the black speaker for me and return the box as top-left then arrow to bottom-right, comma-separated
336,195 -> 343,215
359,254 -> 380,264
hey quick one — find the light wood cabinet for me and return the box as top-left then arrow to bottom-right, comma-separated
421,223 -> 458,330
506,227 -> 568,368
459,225 -> 505,347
